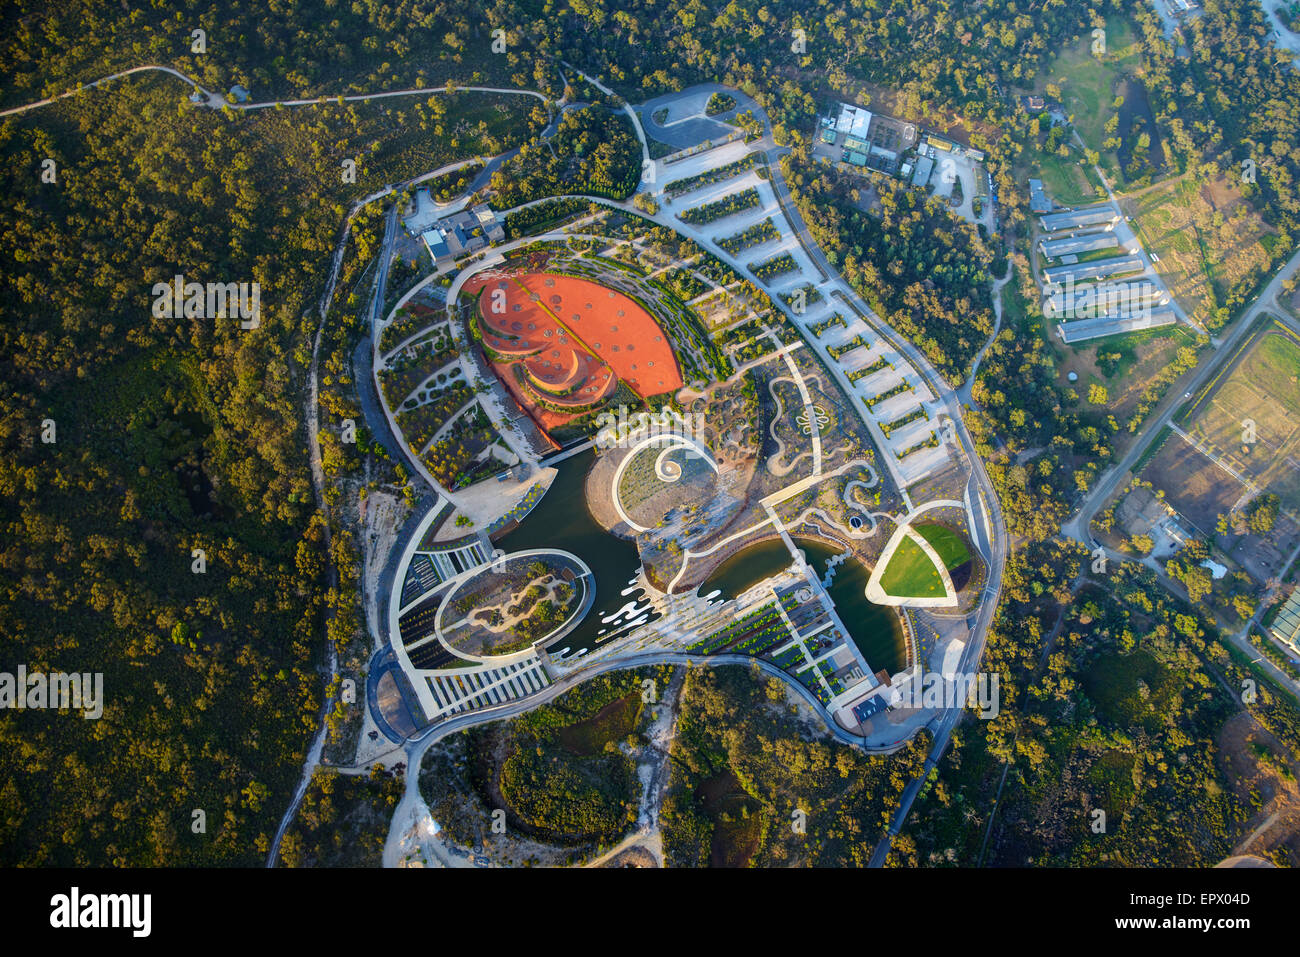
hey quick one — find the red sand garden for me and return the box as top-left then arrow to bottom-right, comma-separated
465,271 -> 683,435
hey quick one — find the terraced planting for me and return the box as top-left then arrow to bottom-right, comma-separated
716,218 -> 779,255
678,187 -> 761,226
687,600 -> 793,655
664,154 -> 760,198
780,284 -> 822,311
881,408 -> 927,437
828,335 -> 869,360
380,304 -> 445,353
395,380 -> 473,452
810,314 -> 847,338
848,357 -> 891,382
865,380 -> 912,410
379,339 -> 460,409
422,403 -> 512,490
896,433 -> 939,459
748,252 -> 798,282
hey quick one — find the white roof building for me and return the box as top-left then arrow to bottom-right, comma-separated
837,103 -> 873,140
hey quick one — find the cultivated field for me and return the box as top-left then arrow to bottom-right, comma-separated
1183,323 -> 1300,514
1122,175 -> 1276,330
1134,321 -> 1300,582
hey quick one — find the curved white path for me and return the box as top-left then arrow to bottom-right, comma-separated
610,431 -> 718,533
864,501 -> 966,608
432,547 -> 594,662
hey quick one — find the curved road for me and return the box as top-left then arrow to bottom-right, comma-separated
0,64 -> 217,116
1,63 -> 551,118
383,650 -> 875,866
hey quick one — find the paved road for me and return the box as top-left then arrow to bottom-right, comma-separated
364,204 -> 452,498
199,71 -> 1010,863
384,648 -> 875,865
638,83 -> 762,150
890,250 -> 1300,868
353,325 -> 410,466
544,86 -> 1012,859
270,162 -> 455,866
559,61 -> 649,170
586,91 -> 1011,861
22,61 -> 1020,867
1076,145 -> 1200,332
236,84 -> 546,111
1096,540 -> 1300,704
767,169 -> 1012,868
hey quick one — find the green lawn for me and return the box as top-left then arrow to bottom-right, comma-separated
879,534 -> 946,599
1031,146 -> 1105,207
914,523 -> 971,570
1248,328 -> 1300,409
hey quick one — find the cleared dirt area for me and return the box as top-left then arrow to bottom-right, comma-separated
1140,433 -> 1244,536
1224,513 -> 1300,584
1215,712 -> 1300,867
598,845 -> 658,867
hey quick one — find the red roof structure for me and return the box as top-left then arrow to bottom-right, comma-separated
465,271 -> 683,435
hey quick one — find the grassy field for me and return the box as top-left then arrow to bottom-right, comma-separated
1034,18 -> 1143,175
1122,174 -> 1276,330
880,533 -> 946,598
1030,146 -> 1105,207
1055,324 -> 1199,428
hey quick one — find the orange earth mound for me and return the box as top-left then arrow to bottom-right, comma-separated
464,271 -> 683,436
